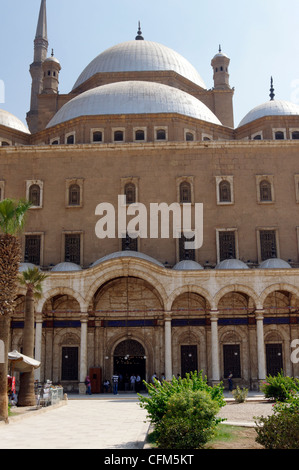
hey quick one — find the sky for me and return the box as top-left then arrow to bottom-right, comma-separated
1,0 -> 299,128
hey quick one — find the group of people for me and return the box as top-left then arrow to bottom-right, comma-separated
110,373 -> 143,395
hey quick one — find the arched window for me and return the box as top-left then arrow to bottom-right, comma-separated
93,131 -> 102,142
124,183 -> 136,204
219,180 -> 231,203
51,140 -> 59,145
292,131 -> 299,140
185,132 -> 194,142
156,129 -> 166,140
66,134 -> 74,144
135,130 -> 145,141
179,181 -> 192,204
253,135 -> 262,140
114,131 -> 124,142
275,131 -> 284,140
69,184 -> 80,206
1,141 -> 10,147
260,180 -> 272,202
29,184 -> 41,207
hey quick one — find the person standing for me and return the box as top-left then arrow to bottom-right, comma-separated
112,373 -> 119,395
130,374 -> 136,392
85,376 -> 92,395
135,374 -> 141,393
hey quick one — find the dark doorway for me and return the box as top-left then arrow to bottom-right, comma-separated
181,345 -> 198,377
223,344 -> 241,378
61,347 -> 78,381
113,339 -> 146,391
266,343 -> 283,376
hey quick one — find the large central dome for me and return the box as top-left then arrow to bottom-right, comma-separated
47,81 -> 221,128
72,40 -> 206,91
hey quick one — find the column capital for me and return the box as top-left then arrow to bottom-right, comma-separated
80,313 -> 89,322
164,311 -> 172,322
209,310 -> 219,320
255,309 -> 265,321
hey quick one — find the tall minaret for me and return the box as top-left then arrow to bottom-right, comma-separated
26,0 -> 48,133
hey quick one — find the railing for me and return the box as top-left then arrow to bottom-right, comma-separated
35,382 -> 64,407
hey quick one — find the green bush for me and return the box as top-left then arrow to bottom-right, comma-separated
156,389 -> 221,449
255,396 -> 299,449
260,372 -> 299,402
138,371 -> 225,428
232,386 -> 248,403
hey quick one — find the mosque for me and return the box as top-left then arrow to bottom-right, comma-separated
1,0 -> 299,392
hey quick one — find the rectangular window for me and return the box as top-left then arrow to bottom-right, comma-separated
25,235 -> 41,265
65,234 -> 81,264
219,231 -> 236,261
179,234 -> 195,261
260,230 -> 277,261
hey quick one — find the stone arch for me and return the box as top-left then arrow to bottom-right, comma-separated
85,265 -> 167,312
167,285 -> 212,312
214,284 -> 258,312
259,283 -> 299,309
37,287 -> 86,313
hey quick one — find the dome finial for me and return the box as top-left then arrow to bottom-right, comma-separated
270,76 -> 275,101
135,21 -> 144,40
51,48 -> 54,57
219,44 -> 222,53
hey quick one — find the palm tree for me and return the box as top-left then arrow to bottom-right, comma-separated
0,199 -> 31,422
18,267 -> 48,406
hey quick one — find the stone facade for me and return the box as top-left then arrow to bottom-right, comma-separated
2,1 -> 299,392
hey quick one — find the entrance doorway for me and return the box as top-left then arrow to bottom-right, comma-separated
181,345 -> 198,377
113,339 -> 146,391
266,343 -> 283,376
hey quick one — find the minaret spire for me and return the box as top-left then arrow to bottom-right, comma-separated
135,21 -> 144,40
35,0 -> 48,42
27,0 -> 49,133
269,76 -> 275,101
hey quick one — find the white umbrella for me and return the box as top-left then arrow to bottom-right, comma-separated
8,350 -> 41,373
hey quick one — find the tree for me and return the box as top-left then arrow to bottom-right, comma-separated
18,267 -> 48,406
0,199 -> 31,422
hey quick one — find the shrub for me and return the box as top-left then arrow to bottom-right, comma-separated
260,372 -> 299,402
232,386 -> 248,403
156,389 -> 222,449
138,371 -> 225,428
255,396 -> 299,449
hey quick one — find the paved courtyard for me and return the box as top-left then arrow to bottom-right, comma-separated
0,396 -> 150,449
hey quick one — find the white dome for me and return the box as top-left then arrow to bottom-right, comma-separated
47,81 -> 221,128
238,100 -> 299,127
19,263 -> 39,272
51,262 -> 82,272
173,260 -> 204,270
258,258 -> 292,269
90,250 -> 164,268
0,109 -> 30,134
216,259 -> 249,270
73,40 -> 206,90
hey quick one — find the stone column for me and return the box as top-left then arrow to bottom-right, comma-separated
164,312 -> 172,381
210,311 -> 220,384
34,313 -> 43,382
79,314 -> 88,394
255,310 -> 266,383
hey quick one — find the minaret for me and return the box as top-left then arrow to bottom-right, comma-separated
26,0 -> 48,133
42,49 -> 61,94
211,45 -> 231,90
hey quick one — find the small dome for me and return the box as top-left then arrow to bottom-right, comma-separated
19,263 -> 39,272
73,40 -> 206,90
0,109 -> 30,134
44,56 -> 60,65
238,100 -> 299,127
173,260 -> 204,270
51,262 -> 82,272
90,251 -> 164,268
258,258 -> 292,269
47,81 -> 221,128
216,259 -> 249,270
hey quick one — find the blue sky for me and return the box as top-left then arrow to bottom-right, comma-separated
1,0 -> 299,128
